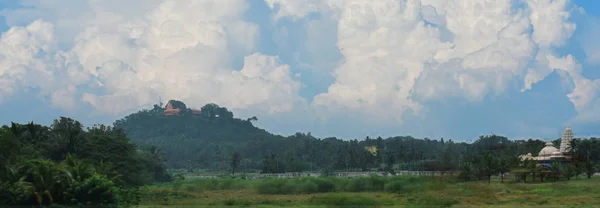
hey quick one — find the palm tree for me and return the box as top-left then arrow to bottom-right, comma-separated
62,154 -> 94,182
23,122 -> 49,145
18,159 -> 73,205
95,161 -> 121,183
0,163 -> 33,205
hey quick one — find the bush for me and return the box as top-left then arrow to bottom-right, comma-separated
256,177 -> 338,194
256,178 -> 294,194
63,173 -> 119,206
345,177 -> 368,192
0,181 -> 32,205
115,187 -> 143,207
367,175 -> 386,191
296,179 -> 318,194
309,194 -> 380,206
344,175 -> 385,192
222,198 -> 252,206
384,181 -> 405,193
405,195 -> 459,208
312,177 -> 336,193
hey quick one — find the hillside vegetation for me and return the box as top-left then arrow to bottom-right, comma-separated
113,100 -> 600,177
2,101 -> 599,207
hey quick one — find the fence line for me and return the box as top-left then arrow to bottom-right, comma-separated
183,171 -> 459,179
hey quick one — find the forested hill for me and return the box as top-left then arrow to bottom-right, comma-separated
113,100 -> 571,173
114,101 -> 278,143
114,100 -> 288,170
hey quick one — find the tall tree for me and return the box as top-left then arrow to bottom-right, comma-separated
230,152 -> 241,175
584,161 -> 597,179
460,161 -> 473,181
497,156 -> 513,183
49,117 -> 86,160
479,152 -> 498,184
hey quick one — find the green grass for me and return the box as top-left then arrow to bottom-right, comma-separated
140,175 -> 600,207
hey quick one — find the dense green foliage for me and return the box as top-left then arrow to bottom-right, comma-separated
3,100 -> 599,206
0,117 -> 170,207
113,100 -> 599,175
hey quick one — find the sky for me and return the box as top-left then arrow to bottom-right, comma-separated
1,0 -> 600,141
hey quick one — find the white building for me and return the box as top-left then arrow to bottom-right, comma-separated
519,126 -> 574,162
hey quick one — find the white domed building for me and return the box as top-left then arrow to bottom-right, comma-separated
519,126 -> 574,163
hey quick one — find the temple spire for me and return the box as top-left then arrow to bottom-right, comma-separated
560,126 -> 574,153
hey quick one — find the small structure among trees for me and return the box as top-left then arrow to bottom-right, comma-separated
161,100 -> 234,118
163,100 -> 203,116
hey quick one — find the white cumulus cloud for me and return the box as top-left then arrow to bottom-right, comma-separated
2,0 -> 600,138
267,0 -> 599,126
0,0 -> 304,117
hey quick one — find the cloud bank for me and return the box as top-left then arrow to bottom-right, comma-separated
1,0 -> 599,140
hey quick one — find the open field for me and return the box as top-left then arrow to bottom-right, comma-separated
139,175 -> 600,207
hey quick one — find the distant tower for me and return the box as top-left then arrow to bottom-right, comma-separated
560,126 -> 574,153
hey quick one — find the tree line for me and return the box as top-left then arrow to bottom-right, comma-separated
2,101 -> 599,207
115,101 -> 600,177
0,117 -> 171,207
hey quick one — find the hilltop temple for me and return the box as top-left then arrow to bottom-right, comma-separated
519,126 -> 574,162
163,100 -> 202,116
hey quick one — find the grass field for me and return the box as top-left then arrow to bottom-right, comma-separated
139,175 -> 600,207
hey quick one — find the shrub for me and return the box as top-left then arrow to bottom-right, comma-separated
256,178 -> 293,194
296,179 -> 318,194
345,177 -> 368,192
343,175 -> 388,192
405,195 -> 459,208
384,181 -> 405,193
63,173 -> 119,206
312,177 -> 336,193
367,175 -> 386,191
0,181 -> 32,205
222,199 -> 252,206
115,187 -> 143,207
256,177 -> 338,194
309,194 -> 380,206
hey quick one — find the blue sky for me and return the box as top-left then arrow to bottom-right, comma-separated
1,0 -> 600,141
